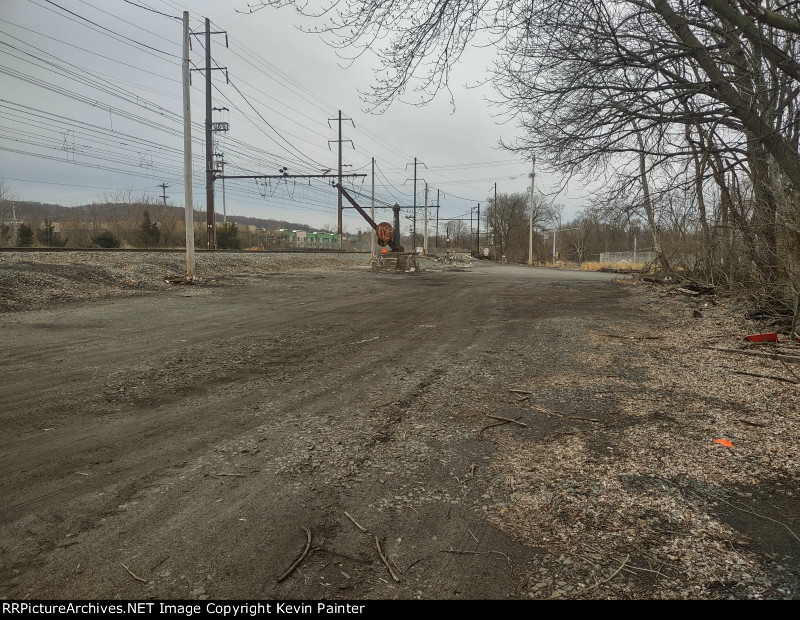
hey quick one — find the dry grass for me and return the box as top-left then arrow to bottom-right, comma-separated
581,260 -> 646,271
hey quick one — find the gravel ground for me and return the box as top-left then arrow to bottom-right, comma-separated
0,251 -> 370,312
1,253 -> 798,600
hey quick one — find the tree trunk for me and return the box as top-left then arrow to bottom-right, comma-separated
636,132 -> 671,273
688,123 -> 714,280
651,0 -> 800,190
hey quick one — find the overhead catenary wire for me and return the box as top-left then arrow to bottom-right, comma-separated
120,0 -> 182,22
4,0 -> 534,231
160,2 -> 509,209
0,98 -> 306,180
212,65 -> 331,170
3,7 -> 355,219
30,0 -> 180,59
73,0 -> 182,36
0,18 -> 179,82
0,30 -> 332,175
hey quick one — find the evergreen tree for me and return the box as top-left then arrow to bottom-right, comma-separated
139,209 -> 160,247
17,223 -> 33,247
216,222 -> 241,250
36,219 -> 68,247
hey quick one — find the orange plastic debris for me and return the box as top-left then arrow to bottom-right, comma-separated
744,332 -> 778,343
713,439 -> 733,447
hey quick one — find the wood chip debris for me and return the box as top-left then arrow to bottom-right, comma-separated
481,284 -> 800,599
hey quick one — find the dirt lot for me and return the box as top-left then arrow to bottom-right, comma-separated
1,251 -> 798,600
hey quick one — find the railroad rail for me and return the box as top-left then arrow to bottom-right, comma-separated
0,247 -> 371,254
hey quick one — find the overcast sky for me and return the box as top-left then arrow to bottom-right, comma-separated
0,0 -> 587,232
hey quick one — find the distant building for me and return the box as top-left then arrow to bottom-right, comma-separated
276,229 -> 338,248
307,231 -> 338,247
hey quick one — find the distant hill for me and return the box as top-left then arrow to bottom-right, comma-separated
5,201 -> 316,233
1,201 -> 73,220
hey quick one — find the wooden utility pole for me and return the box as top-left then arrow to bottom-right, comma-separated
552,225 -> 557,263
190,19 -> 226,248
476,203 -> 480,256
204,18 -> 214,249
423,182 -> 429,254
211,107 -> 230,225
528,155 -> 535,266
370,157 -> 375,255
338,110 -> 342,237
181,11 -> 195,279
413,157 -> 417,249
435,188 -> 440,251
328,110 -> 354,244
405,158 -> 426,251
158,182 -> 169,205
221,156 -> 227,223
493,182 -> 497,252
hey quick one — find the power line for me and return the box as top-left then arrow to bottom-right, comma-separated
167,2 -> 444,190
213,63 -> 330,171
121,0 -> 181,21
0,18 -> 178,82
0,37 -> 183,123
205,75 -> 321,175
374,159 -> 410,203
6,0 -> 517,228
72,0 -> 181,38
31,0 -> 179,59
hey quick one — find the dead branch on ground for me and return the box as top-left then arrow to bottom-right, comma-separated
277,525 -> 312,583
375,535 -> 399,582
121,563 -> 146,583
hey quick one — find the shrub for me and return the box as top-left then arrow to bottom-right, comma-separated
139,209 -> 160,247
36,219 -> 68,247
92,230 -> 121,248
17,223 -> 33,247
216,222 -> 241,250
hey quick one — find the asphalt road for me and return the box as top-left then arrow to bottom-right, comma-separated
1,262 -> 627,599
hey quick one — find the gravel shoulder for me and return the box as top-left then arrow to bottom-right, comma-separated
0,252 -> 797,600
0,251 -> 370,313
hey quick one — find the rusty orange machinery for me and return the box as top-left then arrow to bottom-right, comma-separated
335,183 -> 404,252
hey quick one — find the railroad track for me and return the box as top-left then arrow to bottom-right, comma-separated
0,247 -> 370,254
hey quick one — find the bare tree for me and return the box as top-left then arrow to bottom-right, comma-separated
562,209 -> 602,263
0,180 -> 19,247
251,0 -> 800,311
485,192 -> 527,260
248,2 -> 799,177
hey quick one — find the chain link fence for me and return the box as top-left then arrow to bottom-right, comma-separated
599,251 -> 657,264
